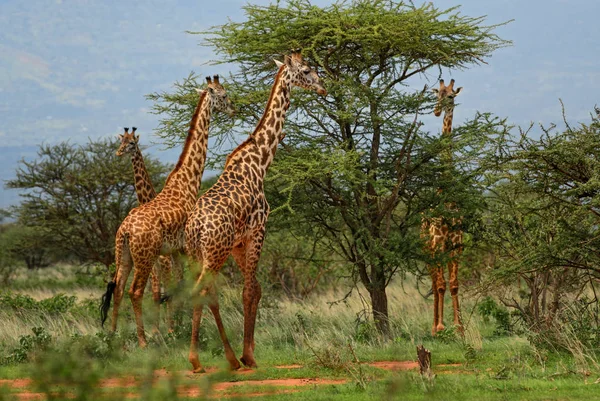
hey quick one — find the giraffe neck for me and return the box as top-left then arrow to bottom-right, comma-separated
225,65 -> 290,178
130,145 -> 157,204
443,108 -> 454,135
161,90 -> 211,204
441,108 -> 454,164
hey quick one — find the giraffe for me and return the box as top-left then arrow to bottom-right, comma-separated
100,75 -> 235,347
422,78 -> 464,336
184,50 -> 326,373
115,127 -> 177,332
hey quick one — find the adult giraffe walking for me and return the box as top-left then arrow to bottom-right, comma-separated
184,50 -> 327,373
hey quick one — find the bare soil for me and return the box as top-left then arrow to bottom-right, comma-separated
2,360 -> 453,400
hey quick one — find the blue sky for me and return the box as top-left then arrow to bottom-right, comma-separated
1,0 -> 599,208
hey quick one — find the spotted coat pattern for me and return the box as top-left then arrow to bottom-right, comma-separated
184,51 -> 327,373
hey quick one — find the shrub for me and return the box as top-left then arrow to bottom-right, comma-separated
477,296 -> 512,336
2,327 -> 52,365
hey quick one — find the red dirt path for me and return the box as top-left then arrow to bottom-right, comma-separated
3,360 -> 456,400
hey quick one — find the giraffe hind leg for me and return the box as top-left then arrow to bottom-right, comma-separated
435,266 -> 447,334
110,235 -> 133,333
128,258 -> 153,348
449,255 -> 463,335
431,266 -> 439,336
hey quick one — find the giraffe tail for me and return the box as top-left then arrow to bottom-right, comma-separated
100,281 -> 116,327
100,232 -> 128,327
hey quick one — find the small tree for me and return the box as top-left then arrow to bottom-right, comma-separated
6,138 -> 171,269
483,106 -> 600,343
149,0 -> 510,334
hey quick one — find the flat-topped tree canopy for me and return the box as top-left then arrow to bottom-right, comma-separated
150,0 -> 511,335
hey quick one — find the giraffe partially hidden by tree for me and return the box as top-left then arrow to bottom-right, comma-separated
116,127 -> 178,332
100,76 -> 235,347
422,78 -> 464,336
184,50 -> 327,373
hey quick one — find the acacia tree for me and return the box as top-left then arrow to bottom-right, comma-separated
150,0 -> 510,334
6,138 -> 170,269
482,107 -> 600,339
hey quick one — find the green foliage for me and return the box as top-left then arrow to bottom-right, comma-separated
433,326 -> 459,344
477,296 -> 512,336
31,341 -> 105,401
2,327 -> 52,365
0,292 -> 76,315
481,106 -> 600,350
6,138 -> 171,267
150,0 -> 511,334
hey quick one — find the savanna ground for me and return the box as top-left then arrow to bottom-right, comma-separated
0,264 -> 598,401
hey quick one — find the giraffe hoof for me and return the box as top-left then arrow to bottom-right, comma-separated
192,367 -> 206,374
229,359 -> 241,371
240,356 -> 257,369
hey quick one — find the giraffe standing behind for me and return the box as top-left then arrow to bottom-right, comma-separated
422,78 -> 464,336
100,76 -> 234,347
184,50 -> 327,373
116,127 -> 177,332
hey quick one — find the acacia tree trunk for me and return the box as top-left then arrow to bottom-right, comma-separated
368,259 -> 390,336
370,282 -> 390,336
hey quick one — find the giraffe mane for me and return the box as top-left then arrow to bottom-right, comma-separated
224,64 -> 285,167
164,90 -> 208,186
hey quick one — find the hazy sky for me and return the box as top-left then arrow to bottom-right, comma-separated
1,0 -> 599,208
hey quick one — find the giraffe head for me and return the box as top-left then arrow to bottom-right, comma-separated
116,127 -> 139,157
274,49 -> 327,96
200,75 -> 235,117
432,79 -> 462,117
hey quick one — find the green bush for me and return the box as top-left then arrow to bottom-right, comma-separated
0,292 -> 76,314
2,326 -> 52,365
477,296 -> 512,336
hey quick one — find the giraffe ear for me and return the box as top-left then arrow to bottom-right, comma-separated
134,134 -> 139,143
118,134 -> 124,139
454,87 -> 463,96
273,59 -> 284,68
431,88 -> 439,94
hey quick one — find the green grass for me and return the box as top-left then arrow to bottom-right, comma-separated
0,266 -> 599,400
